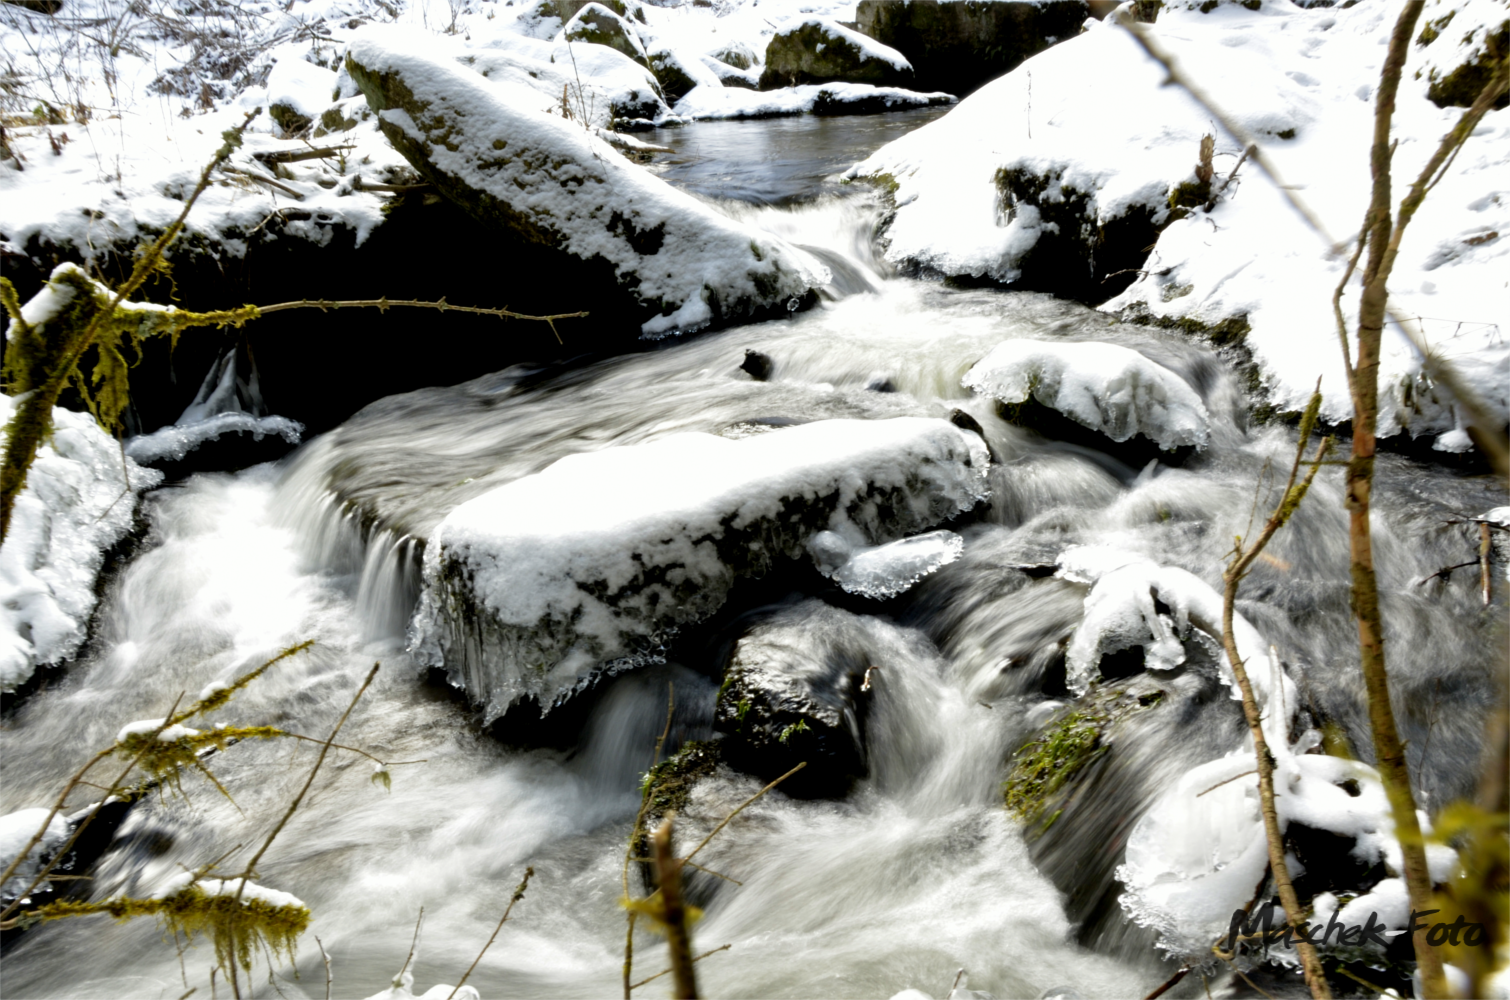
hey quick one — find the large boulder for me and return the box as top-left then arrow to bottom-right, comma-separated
855,0 -> 1090,96
345,29 -> 825,337
759,18 -> 916,91
409,418 -> 990,721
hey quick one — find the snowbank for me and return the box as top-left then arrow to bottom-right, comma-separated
962,340 -> 1211,451
849,0 -> 1510,450
346,28 -> 829,337
0,394 -> 162,692
759,17 -> 914,90
411,417 -> 990,720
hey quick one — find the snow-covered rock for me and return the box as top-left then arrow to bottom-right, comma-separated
410,417 -> 991,720
1056,546 -> 1292,728
849,0 -> 1510,451
0,390 -> 162,692
1413,0 -> 1509,109
346,28 -> 829,337
759,17 -> 915,91
675,81 -> 955,120
962,340 -> 1211,452
855,0 -> 1090,96
0,807 -> 69,900
1115,744 -> 1457,964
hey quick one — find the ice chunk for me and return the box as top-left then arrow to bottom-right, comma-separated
963,340 -> 1210,452
411,418 -> 990,720
811,528 -> 965,599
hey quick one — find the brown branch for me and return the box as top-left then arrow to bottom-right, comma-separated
651,817 -> 697,1000
1222,384 -> 1333,999
253,145 -> 354,165
252,297 -> 585,344
220,165 -> 305,201
623,683 -> 675,999
628,944 -> 731,992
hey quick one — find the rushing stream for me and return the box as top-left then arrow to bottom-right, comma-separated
1,110 -> 1503,1000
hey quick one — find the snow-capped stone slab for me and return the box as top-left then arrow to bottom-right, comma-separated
962,340 -> 1210,451
411,418 -> 990,720
345,28 -> 827,337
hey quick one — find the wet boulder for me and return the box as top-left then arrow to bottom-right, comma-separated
714,600 -> 880,797
409,417 -> 990,721
855,0 -> 1089,96
345,29 -> 824,337
759,18 -> 915,91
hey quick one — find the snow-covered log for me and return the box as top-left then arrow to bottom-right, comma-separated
345,29 -> 829,337
410,418 -> 990,720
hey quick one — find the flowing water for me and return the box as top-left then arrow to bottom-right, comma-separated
1,111 -> 1503,1000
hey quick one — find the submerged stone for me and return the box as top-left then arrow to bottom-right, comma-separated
409,418 -> 990,721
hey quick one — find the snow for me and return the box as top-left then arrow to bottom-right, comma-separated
411,417 -> 990,718
810,528 -> 965,599
0,807 -> 70,899
266,42 -> 340,122
962,339 -> 1211,451
0,391 -> 163,692
155,872 -> 307,910
848,0 -> 1510,451
348,28 -> 830,336
116,718 -> 202,743
364,968 -> 478,1000
675,82 -> 955,120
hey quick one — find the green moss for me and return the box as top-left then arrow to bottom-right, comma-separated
1004,687 -> 1165,825
1276,127 -> 1296,140
777,719 -> 809,745
641,739 -> 723,819
1416,11 -> 1453,46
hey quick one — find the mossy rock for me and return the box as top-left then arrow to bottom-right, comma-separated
269,102 -> 312,138
563,3 -> 651,72
855,0 -> 1089,97
1414,3 -> 1508,109
647,47 -> 701,104
641,739 -> 725,823
712,600 -> 875,798
709,41 -> 757,71
758,19 -> 914,91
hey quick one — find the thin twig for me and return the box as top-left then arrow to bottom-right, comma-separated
1196,769 -> 1257,798
623,682 -> 674,999
627,944 -> 731,991
1144,966 -> 1190,1000
316,936 -> 332,1000
448,867 -> 533,999
684,762 -> 805,865
220,165 -> 304,200
397,907 -> 424,987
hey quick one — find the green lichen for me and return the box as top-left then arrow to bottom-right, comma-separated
640,739 -> 723,819
35,882 -> 309,977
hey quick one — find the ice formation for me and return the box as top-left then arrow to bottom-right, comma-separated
963,339 -> 1211,451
